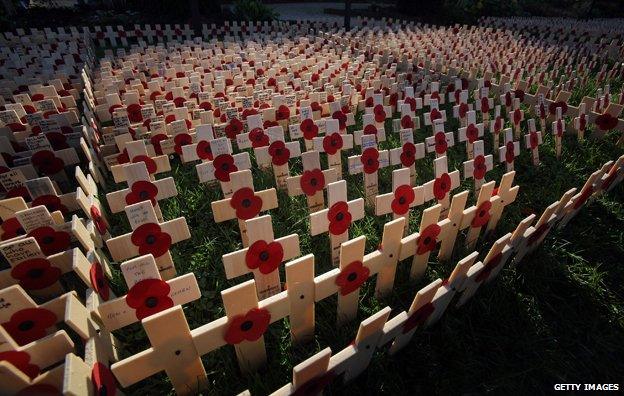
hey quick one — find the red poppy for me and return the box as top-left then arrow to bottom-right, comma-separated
300,169 -> 325,196
276,105 -> 290,121
480,97 -> 490,113
578,114 -> 587,130
391,185 -> 415,215
125,278 -> 173,320
548,101 -> 568,115
245,240 -> 284,274
514,89 -> 525,102
513,109 -> 522,125
198,101 -> 212,111
465,124 -> 479,143
108,104 -> 122,114
28,226 -> 70,256
45,132 -> 69,150
174,133 -> 192,155
87,261 -> 110,301
405,97 -> 416,112
361,147 -> 379,174
196,140 -> 213,160
31,150 -> 65,175
92,362 -> 117,396
225,118 -> 244,139
529,131 -> 539,150
173,97 -> 185,108
1,217 -> 25,240
11,258 -> 61,290
364,97 -> 374,107
224,307 -> 271,344
332,111 -> 347,130
292,371 -> 336,396
116,148 -> 129,164
335,260 -> 370,296
471,200 -> 492,228
327,201 -> 352,235
493,117 -> 502,133
434,132 -> 447,154
230,187 -> 263,220
416,223 -> 441,255
429,108 -> 442,122
249,128 -> 269,148
473,155 -> 487,180
400,115 -> 414,129
433,173 -> 451,200
212,154 -> 238,182
31,195 -> 68,215
0,351 -> 40,379
90,206 -> 108,235
300,119 -> 318,140
475,252 -> 503,283
373,104 -> 386,123
127,103 -> 143,123
389,92 -> 399,106
268,141 -> 290,166
130,223 -> 171,258
595,113 -> 618,131
554,120 -> 564,137
323,133 -> 343,155
402,302 -> 434,333
2,307 -> 57,346
573,187 -> 593,210
400,142 -> 416,167
126,180 -> 158,206
132,155 -> 157,174
505,141 -> 515,163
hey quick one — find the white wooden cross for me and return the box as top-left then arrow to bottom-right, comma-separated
347,134 -> 390,206
211,169 -> 278,246
478,87 -> 494,125
451,88 -> 471,126
236,114 -> 270,150
524,119 -> 543,165
313,118 -> 354,179
389,128 -> 425,185
423,98 -> 447,126
425,121 -> 455,158
459,181 -> 500,250
573,103 -> 588,141
105,201 -> 190,280
395,102 -> 420,133
255,126 -> 301,189
110,138 -> 171,183
354,113 -> 386,147
462,140 -> 493,191
310,180 -> 365,266
552,114 -> 565,159
222,214 -> 300,300
288,105 -> 321,151
485,171 -> 520,235
489,105 -> 503,154
436,190 -> 470,261
363,217 -> 406,298
509,98 -> 524,139
457,110 -> 484,160
498,128 -> 520,172
375,168 -> 424,235
557,167 -> 605,229
195,136 -> 252,198
513,201 -> 560,264
334,235 -> 367,324
286,150 -> 338,212
423,155 -> 461,217
270,347 -> 335,396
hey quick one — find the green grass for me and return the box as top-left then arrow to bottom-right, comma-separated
99,90 -> 624,395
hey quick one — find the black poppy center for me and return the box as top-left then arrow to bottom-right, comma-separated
423,236 -> 432,245
240,320 -> 254,332
42,236 -> 54,244
259,251 -> 269,261
242,198 -> 252,208
146,235 -> 157,244
145,296 -> 158,308
96,277 -> 105,288
17,227 -> 25,235
28,268 -> 44,279
441,182 -> 447,190
310,178 -> 318,186
479,210 -> 486,217
347,272 -> 358,282
367,158 -> 374,166
275,149 -> 283,156
399,196 -> 406,204
336,212 -> 344,221
139,190 -> 149,199
221,162 -> 230,171
18,320 -> 35,331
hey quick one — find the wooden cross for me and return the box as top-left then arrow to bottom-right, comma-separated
347,134 -> 390,206
353,113 -> 386,147
362,217 -> 406,298
0,197 -> 29,241
573,103 -> 588,141
485,171 -> 520,235
552,116 -> 565,159
328,235 -> 368,324
97,254 -> 201,331
310,180 -> 365,266
425,121 -> 455,158
423,98 -> 447,127
222,214 -> 300,300
389,128 -> 425,185
451,88 -> 471,126
109,138 -> 171,184
489,105 -> 503,154
460,181 -> 500,250
457,110 -> 484,159
286,143 -> 338,204
312,118 -> 353,179
211,169 -> 278,247
594,154 -> 624,196
498,128 -> 520,172
557,167 -> 606,229
477,87 -> 494,125
23,175 -> 79,216
255,126 -> 301,189
513,201 -> 560,264
375,167 -> 424,235
106,162 -> 177,221
195,136 -> 252,198
524,119 -> 543,166
394,102 -> 420,133
509,98 -> 524,139
288,105 -> 321,151
105,201 -> 190,279
423,155 -> 461,217
236,114 -> 270,150
462,140 -> 493,191
74,167 -> 110,243
437,190 -> 470,261
284,254 -> 316,343
271,347 -> 335,396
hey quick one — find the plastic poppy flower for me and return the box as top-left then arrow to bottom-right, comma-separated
213,154 -> 238,182
548,101 -> 568,115
195,140 -> 213,161
335,260 -> 370,296
434,132 -> 448,155
225,118 -> 244,139
11,258 -> 61,290
402,302 -> 434,334
108,104 -> 122,114
404,97 -> 416,112
45,132 -> 69,150
92,362 -> 117,396
90,261 -> 110,300
327,201 -> 352,235
473,155 -> 487,180
268,141 -> 290,166
465,124 -> 479,143
400,142 -> 416,167
5,186 -> 31,201
595,113 -> 618,131
125,180 -> 158,206
31,195 -> 68,215
529,131 -> 539,150
224,307 -> 271,344
28,226 -> 71,255
310,101 -> 322,112
471,200 -> 492,228
276,105 -> 290,121
332,111 -> 347,130
512,109 -> 522,125
132,155 -> 157,174
0,351 -> 40,379
249,128 -> 269,148
527,223 -> 549,247
130,223 -> 171,258
391,185 -> 415,215
116,149 -> 129,165
429,108 -> 442,122
416,223 -> 441,255
90,206 -> 108,235
364,96 -> 374,107
173,97 -> 185,108
361,147 -> 379,174
198,101 -> 212,111
578,114 -> 587,131
1,217 -> 25,240
480,97 -> 490,113
401,115 -> 414,129
514,89 -> 525,102
493,117 -> 503,133
554,120 -> 564,137
126,103 -> 143,123
323,133 -> 343,155
373,104 -> 386,123
433,172 -> 451,201
300,169 -> 325,196
475,252 -> 503,283
31,150 -> 65,175
125,278 -> 173,320
245,240 -> 284,274
389,92 -> 399,106
573,187 -> 594,210
292,371 -> 336,396
2,307 -> 57,346
505,141 -> 515,163
230,187 -> 262,220
300,119 -> 318,140
174,133 -> 192,155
